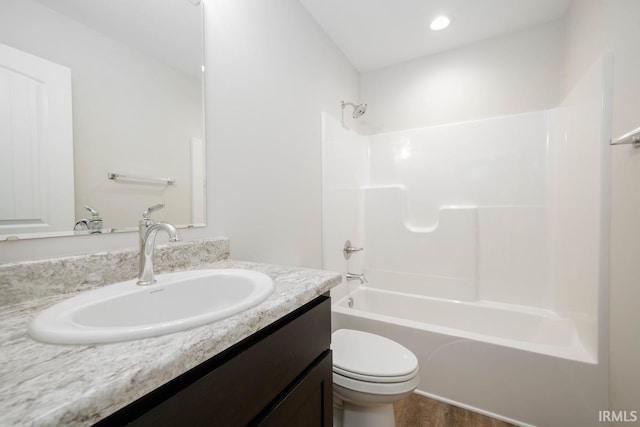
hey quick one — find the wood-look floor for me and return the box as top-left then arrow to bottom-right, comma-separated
393,393 -> 516,427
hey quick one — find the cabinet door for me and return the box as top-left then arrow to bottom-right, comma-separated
102,297 -> 331,427
256,351 -> 332,427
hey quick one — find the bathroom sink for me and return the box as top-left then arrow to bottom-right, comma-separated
28,269 -> 275,345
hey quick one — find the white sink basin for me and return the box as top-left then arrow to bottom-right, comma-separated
28,269 -> 275,345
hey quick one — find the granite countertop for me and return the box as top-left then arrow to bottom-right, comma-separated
0,253 -> 341,426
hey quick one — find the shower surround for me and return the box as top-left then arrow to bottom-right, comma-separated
322,55 -> 611,426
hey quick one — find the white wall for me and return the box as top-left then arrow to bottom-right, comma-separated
205,0 -> 359,267
562,0 -> 607,95
563,0 -> 640,419
359,20 -> 563,134
0,0 -> 359,265
603,0 -> 640,420
0,0 -> 202,230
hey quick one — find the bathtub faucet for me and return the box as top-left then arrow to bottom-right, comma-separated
346,273 -> 368,284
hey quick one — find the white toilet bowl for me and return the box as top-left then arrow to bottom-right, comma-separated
331,329 -> 419,427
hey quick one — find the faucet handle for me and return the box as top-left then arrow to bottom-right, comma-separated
83,205 -> 102,232
140,204 -> 165,227
83,205 -> 99,216
343,240 -> 364,259
143,204 -> 165,219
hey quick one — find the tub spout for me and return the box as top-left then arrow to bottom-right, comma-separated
346,273 -> 368,284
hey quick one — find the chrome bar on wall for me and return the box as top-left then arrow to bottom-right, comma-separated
610,126 -> 640,147
107,172 -> 175,185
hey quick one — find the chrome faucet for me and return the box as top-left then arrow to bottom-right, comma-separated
346,273 -> 368,284
137,204 -> 182,285
74,205 -> 103,233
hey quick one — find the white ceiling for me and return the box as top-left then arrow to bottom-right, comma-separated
299,0 -> 572,72
33,0 -> 202,78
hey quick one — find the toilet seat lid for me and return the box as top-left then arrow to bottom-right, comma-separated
332,329 -> 418,378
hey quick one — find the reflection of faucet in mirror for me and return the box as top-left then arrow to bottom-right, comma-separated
74,205 -> 103,233
73,220 -> 88,231
137,204 -> 182,286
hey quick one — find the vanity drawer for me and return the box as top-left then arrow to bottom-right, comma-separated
98,295 -> 331,426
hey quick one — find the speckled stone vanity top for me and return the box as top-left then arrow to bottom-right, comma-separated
0,238 -> 341,426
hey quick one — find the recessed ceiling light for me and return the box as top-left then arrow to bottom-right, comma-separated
430,16 -> 450,31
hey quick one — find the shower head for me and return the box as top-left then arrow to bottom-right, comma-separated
341,100 -> 367,119
353,103 -> 367,118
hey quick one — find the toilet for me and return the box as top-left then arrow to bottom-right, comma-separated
331,329 -> 420,427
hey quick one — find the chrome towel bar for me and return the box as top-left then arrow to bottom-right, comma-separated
610,126 -> 640,147
107,172 -> 175,185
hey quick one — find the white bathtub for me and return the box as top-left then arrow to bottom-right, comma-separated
332,286 -> 609,427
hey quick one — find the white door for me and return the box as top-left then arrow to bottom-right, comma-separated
0,43 -> 74,236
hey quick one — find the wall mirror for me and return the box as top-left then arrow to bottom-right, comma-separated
0,0 -> 205,240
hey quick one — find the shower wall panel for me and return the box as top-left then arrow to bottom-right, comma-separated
364,187 -> 479,301
365,112 -> 552,308
548,55 -> 612,360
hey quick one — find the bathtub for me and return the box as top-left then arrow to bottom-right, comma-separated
331,286 -> 609,427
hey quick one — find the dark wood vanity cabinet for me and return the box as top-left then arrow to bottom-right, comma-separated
96,295 -> 332,427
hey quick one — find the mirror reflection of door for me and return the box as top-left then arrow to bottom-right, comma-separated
0,43 -> 74,235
